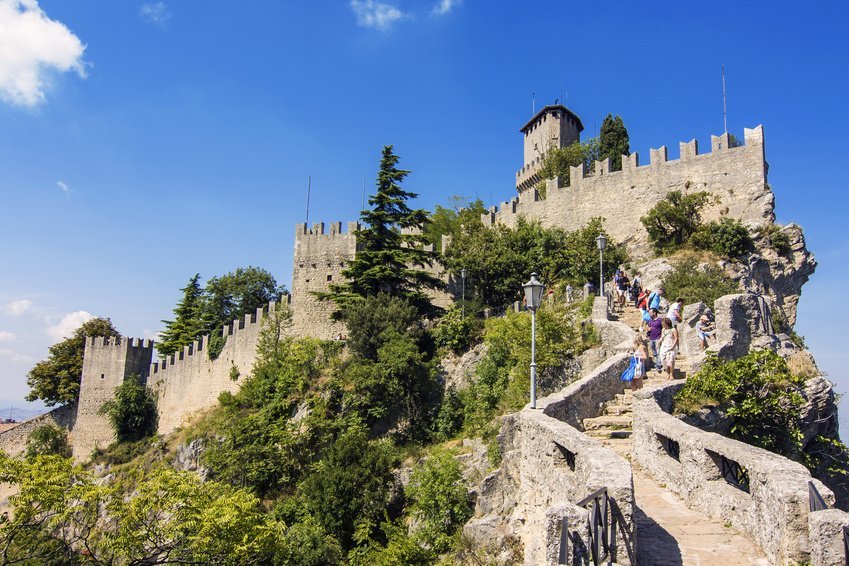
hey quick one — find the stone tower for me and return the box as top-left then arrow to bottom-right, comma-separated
516,104 -> 584,192
71,336 -> 154,460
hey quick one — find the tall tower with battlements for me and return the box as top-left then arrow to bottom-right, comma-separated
516,104 -> 584,192
71,336 -> 154,460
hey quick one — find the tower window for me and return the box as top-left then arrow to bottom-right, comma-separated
327,275 -> 332,281
100,374 -> 105,379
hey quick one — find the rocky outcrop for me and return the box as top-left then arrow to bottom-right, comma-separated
440,343 -> 487,391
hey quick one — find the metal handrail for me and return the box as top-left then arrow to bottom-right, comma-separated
576,487 -> 611,566
809,481 -> 829,512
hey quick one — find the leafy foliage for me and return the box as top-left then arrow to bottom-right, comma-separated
762,223 -> 792,255
443,217 -> 626,310
423,196 -> 488,251
690,217 -> 752,258
674,350 -> 808,460
26,317 -> 120,406
640,190 -> 712,253
599,114 -> 630,171
432,304 -> 482,353
406,447 -> 472,553
99,378 -> 158,443
538,138 -> 600,185
324,145 -> 443,318
0,454 -> 287,564
660,257 -> 739,307
158,274 -> 209,357
25,424 -> 71,459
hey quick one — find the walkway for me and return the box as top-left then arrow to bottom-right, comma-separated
583,304 -> 770,566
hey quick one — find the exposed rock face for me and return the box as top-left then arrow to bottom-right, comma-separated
725,223 -> 816,327
440,343 -> 486,391
173,438 -> 208,480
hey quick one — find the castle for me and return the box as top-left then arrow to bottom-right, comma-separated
0,104 -> 776,461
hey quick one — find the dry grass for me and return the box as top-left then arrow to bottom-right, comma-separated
787,351 -> 820,380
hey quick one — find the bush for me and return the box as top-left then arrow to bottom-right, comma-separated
763,223 -> 792,255
674,350 -> 807,457
406,447 -> 472,553
690,218 -> 752,258
99,378 -> 158,442
25,425 -> 71,459
641,191 -> 712,253
432,305 -> 481,353
660,258 -> 739,307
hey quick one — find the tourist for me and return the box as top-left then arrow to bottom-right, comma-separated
648,287 -> 664,312
647,308 -> 663,371
659,317 -> 679,380
630,275 -> 642,308
638,288 -> 651,332
566,283 -> 573,303
667,298 -> 685,324
631,336 -> 648,390
617,272 -> 630,311
696,314 -> 716,350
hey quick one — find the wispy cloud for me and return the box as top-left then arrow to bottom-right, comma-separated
0,348 -> 32,364
0,0 -> 87,107
431,0 -> 461,16
57,180 -> 71,197
139,2 -> 171,27
45,310 -> 92,342
0,331 -> 15,342
350,0 -> 403,30
3,299 -> 32,316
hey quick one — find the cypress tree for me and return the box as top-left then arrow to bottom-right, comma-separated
599,114 -> 630,171
325,145 -> 443,317
158,274 -> 209,357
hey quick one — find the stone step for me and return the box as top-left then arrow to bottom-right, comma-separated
602,404 -> 632,416
583,415 -> 633,431
587,429 -> 632,440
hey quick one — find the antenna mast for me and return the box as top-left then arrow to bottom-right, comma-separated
305,176 -> 311,226
532,92 -> 535,115
722,65 -> 728,133
361,174 -> 366,210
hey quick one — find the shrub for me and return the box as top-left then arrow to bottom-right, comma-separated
432,305 -> 481,353
674,350 -> 807,457
690,218 -> 752,258
763,223 -> 792,255
99,378 -> 158,442
25,424 -> 71,459
660,258 -> 739,307
406,447 -> 472,554
641,191 -> 712,253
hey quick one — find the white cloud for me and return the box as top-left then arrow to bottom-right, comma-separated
0,0 -> 87,107
45,310 -> 92,342
432,0 -> 461,16
139,2 -> 170,26
0,348 -> 32,363
0,331 -> 15,342
350,0 -> 403,30
57,180 -> 71,196
3,299 -> 32,316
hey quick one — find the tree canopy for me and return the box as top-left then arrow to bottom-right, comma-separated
324,145 -> 443,317
640,190 -> 712,253
26,317 -> 121,406
538,138 -> 600,186
599,114 -> 630,170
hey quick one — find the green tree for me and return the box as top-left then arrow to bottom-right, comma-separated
640,190 -> 712,253
158,274 -> 208,357
690,217 -> 752,258
99,378 -> 158,442
25,424 -> 71,459
423,196 -> 488,251
326,145 -> 443,318
26,317 -> 121,406
538,138 -> 600,185
660,257 -> 739,307
599,114 -> 630,171
406,447 -> 472,553
205,266 -> 284,330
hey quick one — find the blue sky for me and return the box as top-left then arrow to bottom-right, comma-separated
0,0 -> 847,432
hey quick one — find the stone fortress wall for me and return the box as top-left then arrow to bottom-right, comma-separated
488,126 -> 773,259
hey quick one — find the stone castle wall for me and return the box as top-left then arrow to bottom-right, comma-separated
489,126 -> 773,258
0,403 -> 77,458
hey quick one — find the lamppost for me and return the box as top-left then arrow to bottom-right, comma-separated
596,234 -> 607,298
523,272 -> 545,409
461,267 -> 467,320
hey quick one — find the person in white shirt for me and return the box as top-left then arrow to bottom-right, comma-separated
667,298 -> 684,324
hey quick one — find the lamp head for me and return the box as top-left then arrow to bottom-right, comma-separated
523,272 -> 545,311
596,234 -> 608,252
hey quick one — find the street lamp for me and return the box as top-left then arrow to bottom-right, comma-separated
522,272 -> 545,409
596,234 -> 607,297
461,268 -> 467,320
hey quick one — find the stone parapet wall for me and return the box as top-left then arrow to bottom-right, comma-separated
487,127 -> 772,259
809,509 -> 849,566
633,382 -> 834,564
0,403 -> 77,458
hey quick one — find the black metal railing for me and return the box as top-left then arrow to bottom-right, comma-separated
809,480 -> 829,512
843,525 -> 849,566
554,441 -> 576,471
576,487 -> 611,566
657,433 -> 680,461
719,454 -> 750,492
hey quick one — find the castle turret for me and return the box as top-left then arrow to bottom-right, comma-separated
71,336 -> 154,460
516,104 -> 584,192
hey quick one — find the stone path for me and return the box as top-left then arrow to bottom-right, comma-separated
583,304 -> 770,566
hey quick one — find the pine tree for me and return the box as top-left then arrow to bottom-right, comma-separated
325,145 -> 443,317
158,274 -> 209,357
599,114 -> 630,171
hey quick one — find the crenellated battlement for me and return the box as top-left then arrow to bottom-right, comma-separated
487,126 -> 771,255
85,335 -> 154,351
295,220 -> 360,239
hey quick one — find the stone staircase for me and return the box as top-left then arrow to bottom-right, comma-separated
582,303 -> 771,565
